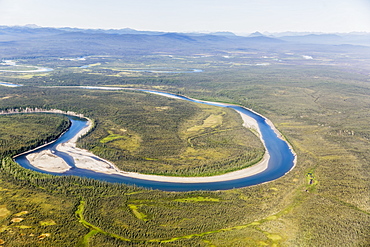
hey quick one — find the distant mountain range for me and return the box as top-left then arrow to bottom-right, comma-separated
0,25 -> 369,58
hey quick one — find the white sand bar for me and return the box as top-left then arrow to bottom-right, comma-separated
17,89 -> 295,184
26,150 -> 71,173
25,108 -> 270,183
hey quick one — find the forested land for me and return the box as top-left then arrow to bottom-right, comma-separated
0,87 -> 264,176
0,32 -> 369,246
0,62 -> 369,246
0,114 -> 70,156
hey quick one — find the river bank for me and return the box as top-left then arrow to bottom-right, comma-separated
12,88 -> 296,190
0,60 -> 53,73
23,105 -> 271,183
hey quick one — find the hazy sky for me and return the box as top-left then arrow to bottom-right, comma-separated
1,0 -> 369,33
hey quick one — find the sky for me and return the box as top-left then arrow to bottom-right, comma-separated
0,0 -> 369,34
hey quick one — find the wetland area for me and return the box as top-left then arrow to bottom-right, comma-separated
0,26 -> 369,246
13,89 -> 295,191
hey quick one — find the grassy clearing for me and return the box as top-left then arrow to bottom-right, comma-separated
0,206 -> 10,218
39,219 -> 57,226
128,204 -> 149,221
14,211 -> 29,217
107,135 -> 141,153
0,57 -> 369,246
186,112 -> 224,133
174,196 -> 220,202
100,132 -> 125,144
77,230 -> 99,247
75,199 -> 132,243
0,176 -> 85,246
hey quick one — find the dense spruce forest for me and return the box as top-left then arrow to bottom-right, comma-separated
0,26 -> 369,246
0,114 -> 70,157
0,87 -> 264,176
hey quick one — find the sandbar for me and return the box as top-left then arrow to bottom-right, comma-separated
26,150 -> 70,173
25,108 -> 271,183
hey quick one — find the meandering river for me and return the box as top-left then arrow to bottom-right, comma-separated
0,60 -> 53,73
13,88 -> 296,191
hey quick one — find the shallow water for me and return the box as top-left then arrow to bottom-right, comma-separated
0,82 -> 22,87
14,90 -> 295,191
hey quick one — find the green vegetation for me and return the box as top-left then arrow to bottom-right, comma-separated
99,132 -> 125,144
39,219 -> 57,226
0,51 -> 369,246
128,204 -> 149,221
0,114 -> 70,157
0,65 -> 38,72
0,87 -> 264,176
174,196 -> 219,202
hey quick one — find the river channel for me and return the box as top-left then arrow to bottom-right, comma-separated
14,89 -> 296,191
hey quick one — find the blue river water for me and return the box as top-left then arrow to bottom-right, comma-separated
14,90 -> 295,191
0,82 -> 23,87
124,68 -> 203,74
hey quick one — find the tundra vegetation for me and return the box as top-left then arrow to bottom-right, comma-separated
0,31 -> 369,246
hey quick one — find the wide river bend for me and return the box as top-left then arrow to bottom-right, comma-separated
14,88 -> 296,191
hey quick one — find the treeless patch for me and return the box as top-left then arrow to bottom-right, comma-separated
186,113 -> 223,133
0,206 -> 10,218
39,219 -> 57,226
11,218 -> 24,223
38,233 -> 50,239
14,211 -> 29,217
